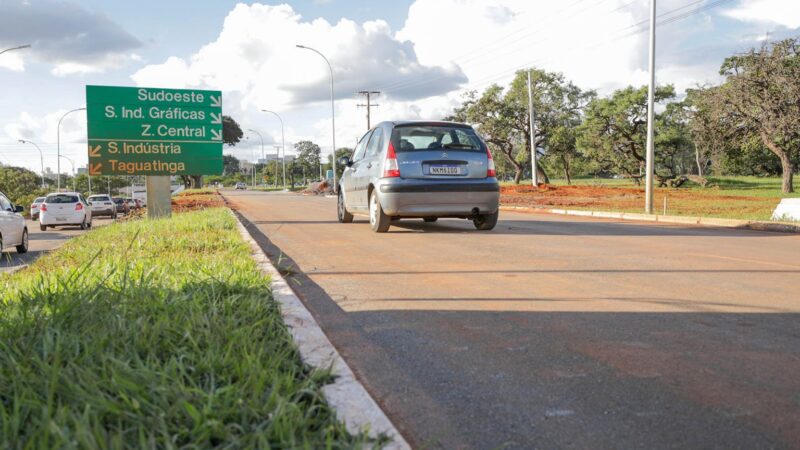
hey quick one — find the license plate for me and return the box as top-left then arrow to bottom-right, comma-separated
430,165 -> 460,175
55,217 -> 67,222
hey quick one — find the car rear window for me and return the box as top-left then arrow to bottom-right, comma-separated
89,196 -> 110,201
391,125 -> 484,152
46,194 -> 79,204
34,197 -> 45,203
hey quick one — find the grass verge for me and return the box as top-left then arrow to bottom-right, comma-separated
0,208 -> 373,449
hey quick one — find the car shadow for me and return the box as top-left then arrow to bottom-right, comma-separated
386,218 -> 786,237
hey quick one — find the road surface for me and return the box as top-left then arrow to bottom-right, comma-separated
226,190 -> 800,449
1,218 -> 115,273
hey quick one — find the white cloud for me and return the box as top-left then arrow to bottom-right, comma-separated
723,0 -> 800,29
0,0 -> 142,75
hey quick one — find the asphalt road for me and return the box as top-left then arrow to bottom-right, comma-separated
226,190 -> 800,449
0,217 -> 115,273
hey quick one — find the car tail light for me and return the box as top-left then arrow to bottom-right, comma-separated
486,147 -> 496,178
40,204 -> 47,212
75,203 -> 83,211
383,141 -> 400,178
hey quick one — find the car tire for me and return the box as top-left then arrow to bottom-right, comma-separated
80,218 -> 88,230
16,229 -> 29,254
473,210 -> 499,231
369,190 -> 391,233
337,189 -> 354,223
39,224 -> 47,232
423,217 -> 438,223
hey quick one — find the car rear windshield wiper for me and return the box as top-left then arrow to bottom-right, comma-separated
442,143 -> 477,149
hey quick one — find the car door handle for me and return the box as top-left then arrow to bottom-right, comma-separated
366,163 -> 372,169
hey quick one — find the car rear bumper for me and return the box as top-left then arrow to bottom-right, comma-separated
40,212 -> 87,226
377,179 -> 499,217
91,208 -> 115,215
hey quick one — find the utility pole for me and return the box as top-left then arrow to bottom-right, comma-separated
527,71 -> 538,187
357,91 -> 380,130
274,146 -> 281,188
644,0 -> 657,214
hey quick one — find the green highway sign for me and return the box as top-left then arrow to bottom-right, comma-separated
86,85 -> 223,176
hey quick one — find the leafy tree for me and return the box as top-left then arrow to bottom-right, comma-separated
222,115 -> 243,147
702,38 -> 800,192
577,85 -> 675,183
328,147 -> 353,181
223,155 -> 241,176
655,100 -> 696,179
295,141 -> 321,180
0,167 -> 46,209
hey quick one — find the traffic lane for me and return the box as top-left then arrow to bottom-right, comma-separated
0,217 -> 116,272
226,191 -> 800,449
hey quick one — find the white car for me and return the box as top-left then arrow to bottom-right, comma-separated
30,196 -> 45,221
39,192 -> 92,231
0,190 -> 28,254
87,194 -> 117,218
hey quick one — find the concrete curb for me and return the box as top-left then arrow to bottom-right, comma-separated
499,205 -> 800,233
232,212 -> 410,450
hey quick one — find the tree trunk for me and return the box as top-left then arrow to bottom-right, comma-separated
561,155 -> 571,185
780,155 -> 795,193
694,145 -> 704,177
513,167 -> 523,184
536,164 -> 550,185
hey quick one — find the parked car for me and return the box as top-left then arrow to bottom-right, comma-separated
113,197 -> 130,215
125,198 -> 139,211
337,121 -> 500,232
30,196 -> 46,221
87,194 -> 117,218
40,192 -> 92,231
0,190 -> 28,254
235,182 -> 247,190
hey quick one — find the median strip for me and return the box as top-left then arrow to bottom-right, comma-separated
0,208 -> 380,448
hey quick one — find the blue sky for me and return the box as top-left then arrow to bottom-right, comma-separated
1,0 -> 798,173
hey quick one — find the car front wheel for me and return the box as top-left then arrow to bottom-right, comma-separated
40,224 -> 47,232
369,191 -> 390,233
16,229 -> 29,254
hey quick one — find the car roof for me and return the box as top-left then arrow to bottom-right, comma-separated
47,192 -> 81,196
386,120 -> 473,129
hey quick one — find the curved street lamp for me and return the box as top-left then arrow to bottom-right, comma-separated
247,128 -> 264,187
18,139 -> 46,188
57,107 -> 86,190
296,44 -> 337,192
0,44 -> 31,56
261,109 -> 287,191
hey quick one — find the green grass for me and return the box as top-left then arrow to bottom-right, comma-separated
0,209 -> 374,449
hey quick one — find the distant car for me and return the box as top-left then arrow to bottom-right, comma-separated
40,192 -> 92,231
125,198 -> 139,210
30,196 -> 46,221
337,121 -> 500,232
87,194 -> 117,218
0,190 -> 28,254
113,197 -> 130,215
235,182 -> 247,190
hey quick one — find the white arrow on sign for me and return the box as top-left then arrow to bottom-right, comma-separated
210,95 -> 221,108
211,129 -> 222,141
210,112 -> 222,124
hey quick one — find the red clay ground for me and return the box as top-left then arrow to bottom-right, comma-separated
500,184 -> 779,220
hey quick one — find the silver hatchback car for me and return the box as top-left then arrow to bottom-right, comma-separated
337,121 -> 500,232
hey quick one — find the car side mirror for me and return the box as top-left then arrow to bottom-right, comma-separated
338,156 -> 352,167
14,205 -> 23,213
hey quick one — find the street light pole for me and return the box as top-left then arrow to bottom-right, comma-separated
296,45 -> 337,191
59,155 -> 75,192
644,0 -> 657,214
18,139 -> 45,188
57,107 -> 86,191
261,109 -> 287,191
0,44 -> 31,56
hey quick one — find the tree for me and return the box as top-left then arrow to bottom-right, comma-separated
295,140 -> 321,181
577,85 -> 675,183
222,115 -> 243,147
710,39 -> 800,193
223,155 -> 241,175
0,167 -> 46,208
655,100 -> 696,180
454,68 -> 592,184
329,147 -> 353,181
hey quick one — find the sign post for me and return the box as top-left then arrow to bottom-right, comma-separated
86,85 -> 223,218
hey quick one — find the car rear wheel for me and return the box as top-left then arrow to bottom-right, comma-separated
473,211 -> 499,231
423,217 -> 438,223
80,217 -> 88,230
16,229 -> 29,254
337,189 -> 353,223
369,191 -> 390,233
40,224 -> 47,232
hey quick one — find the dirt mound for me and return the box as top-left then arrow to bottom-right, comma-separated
301,180 -> 333,195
